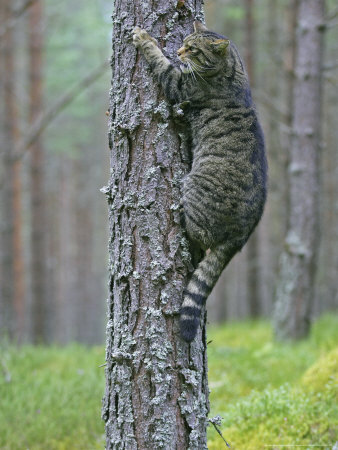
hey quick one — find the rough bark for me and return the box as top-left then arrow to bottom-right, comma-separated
274,0 -> 325,340
102,1 -> 209,448
28,0 -> 47,342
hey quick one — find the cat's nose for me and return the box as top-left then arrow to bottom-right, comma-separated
177,47 -> 184,56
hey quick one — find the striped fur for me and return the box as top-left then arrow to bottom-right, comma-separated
133,22 -> 267,342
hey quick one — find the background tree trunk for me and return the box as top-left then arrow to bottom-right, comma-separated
259,0 -> 282,318
102,1 -> 209,448
244,0 -> 262,317
274,0 -> 325,340
283,0 -> 299,231
207,273 -> 227,324
28,0 -> 47,342
0,0 -> 25,340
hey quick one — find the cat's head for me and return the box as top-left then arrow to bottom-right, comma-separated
177,21 -> 245,80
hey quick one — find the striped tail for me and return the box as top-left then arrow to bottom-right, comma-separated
180,242 -> 238,343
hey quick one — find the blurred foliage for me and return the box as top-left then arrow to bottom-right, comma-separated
0,344 -> 105,449
208,382 -> 336,449
44,0 -> 111,157
302,347 -> 338,393
0,315 -> 337,448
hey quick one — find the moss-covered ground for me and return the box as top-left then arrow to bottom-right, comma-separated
207,315 -> 338,449
0,314 -> 337,449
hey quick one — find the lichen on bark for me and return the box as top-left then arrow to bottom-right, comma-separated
102,1 -> 208,448
273,0 -> 325,341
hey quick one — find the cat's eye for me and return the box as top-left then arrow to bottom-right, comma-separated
190,47 -> 200,54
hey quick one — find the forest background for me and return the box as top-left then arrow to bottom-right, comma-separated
1,0 -> 338,448
1,0 -> 337,344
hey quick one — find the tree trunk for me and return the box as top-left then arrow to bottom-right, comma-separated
259,0 -> 281,317
55,157 -> 76,343
244,0 -> 261,317
0,0 -> 25,340
283,0 -> 299,232
274,0 -> 325,340
102,1 -> 208,448
28,0 -> 47,342
73,154 -> 96,344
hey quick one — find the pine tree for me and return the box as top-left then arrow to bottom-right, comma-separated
102,1 -> 210,447
274,0 -> 325,339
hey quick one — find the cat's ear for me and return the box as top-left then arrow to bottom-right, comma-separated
211,38 -> 230,56
193,21 -> 208,33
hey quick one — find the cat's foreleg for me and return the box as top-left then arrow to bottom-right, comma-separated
132,27 -> 182,103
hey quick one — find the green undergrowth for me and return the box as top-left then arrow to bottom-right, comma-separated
0,344 -> 105,449
207,315 -> 338,449
0,315 -> 337,449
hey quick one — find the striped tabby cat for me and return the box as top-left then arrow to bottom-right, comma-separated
133,21 -> 267,342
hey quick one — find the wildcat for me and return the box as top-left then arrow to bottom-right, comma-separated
132,21 -> 267,342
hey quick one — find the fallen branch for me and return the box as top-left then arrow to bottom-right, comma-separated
208,415 -> 231,448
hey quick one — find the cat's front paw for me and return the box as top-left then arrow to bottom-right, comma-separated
132,26 -> 157,48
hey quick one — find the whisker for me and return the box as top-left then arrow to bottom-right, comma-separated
191,61 -> 215,70
186,61 -> 196,83
188,60 -> 208,83
189,62 -> 197,82
189,59 -> 216,71
196,71 -> 208,83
